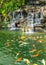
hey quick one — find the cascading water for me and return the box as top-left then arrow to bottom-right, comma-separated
13,11 -> 16,21
8,11 -> 16,30
40,8 -> 44,19
25,8 -> 44,33
35,13 -> 41,24
8,7 -> 44,32
9,11 -> 24,30
25,12 -> 34,34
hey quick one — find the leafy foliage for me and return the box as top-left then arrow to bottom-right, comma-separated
0,0 -> 25,16
0,31 -> 46,65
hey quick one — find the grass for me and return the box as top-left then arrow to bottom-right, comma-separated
0,30 -> 46,65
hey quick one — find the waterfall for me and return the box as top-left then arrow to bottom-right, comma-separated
13,11 -> 15,21
21,12 -> 23,18
40,8 -> 44,19
35,12 -> 39,24
25,12 -> 34,34
8,11 -> 17,30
